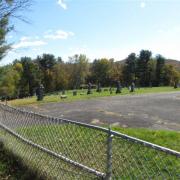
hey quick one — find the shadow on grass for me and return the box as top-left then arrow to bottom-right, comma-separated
0,141 -> 45,180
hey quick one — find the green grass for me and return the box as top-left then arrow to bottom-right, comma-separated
0,128 -> 100,180
112,126 -> 180,151
1,124 -> 180,179
12,124 -> 180,179
1,86 -> 180,178
0,141 -> 43,180
8,86 -> 180,106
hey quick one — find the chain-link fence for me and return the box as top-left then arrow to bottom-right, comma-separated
0,103 -> 179,179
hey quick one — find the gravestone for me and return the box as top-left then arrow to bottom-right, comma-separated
96,83 -> 102,93
174,82 -> 178,89
62,90 -> 65,95
130,82 -> 135,92
36,84 -> 44,101
73,90 -> 77,96
109,87 -> 113,94
116,81 -> 122,94
87,82 -> 92,95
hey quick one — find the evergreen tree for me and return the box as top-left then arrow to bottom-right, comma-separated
155,54 -> 165,86
36,54 -> 57,92
137,50 -> 152,87
124,53 -> 137,85
18,57 -> 42,97
0,17 -> 11,60
0,0 -> 31,61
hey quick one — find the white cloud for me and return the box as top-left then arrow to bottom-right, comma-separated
140,2 -> 146,8
57,0 -> 67,10
13,37 -> 46,49
44,30 -> 74,40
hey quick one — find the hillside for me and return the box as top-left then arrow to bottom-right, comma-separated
118,59 -> 180,71
166,59 -> 180,70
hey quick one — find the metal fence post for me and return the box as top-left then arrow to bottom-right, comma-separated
105,127 -> 113,180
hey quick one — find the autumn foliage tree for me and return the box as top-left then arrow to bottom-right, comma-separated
0,50 -> 179,98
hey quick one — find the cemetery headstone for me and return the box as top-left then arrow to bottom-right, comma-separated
62,90 -> 65,95
109,87 -> 113,94
73,90 -> 77,96
130,82 -> 135,92
36,84 -> 44,101
174,82 -> 177,89
96,83 -> 102,93
87,82 -> 92,94
116,81 -> 122,94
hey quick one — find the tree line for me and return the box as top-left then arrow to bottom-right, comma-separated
0,1 -> 179,99
0,50 -> 179,99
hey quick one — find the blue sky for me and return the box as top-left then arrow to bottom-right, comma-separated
2,0 -> 180,65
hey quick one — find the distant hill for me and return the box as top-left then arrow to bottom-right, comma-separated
118,59 -> 125,64
166,59 -> 180,71
118,59 -> 180,71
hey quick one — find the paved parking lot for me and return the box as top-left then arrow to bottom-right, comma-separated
25,92 -> 180,131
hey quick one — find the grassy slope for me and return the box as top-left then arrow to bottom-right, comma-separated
8,86 -> 180,106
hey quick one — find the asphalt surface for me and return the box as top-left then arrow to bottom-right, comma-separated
25,92 -> 180,131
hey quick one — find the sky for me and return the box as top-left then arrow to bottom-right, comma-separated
2,0 -> 180,65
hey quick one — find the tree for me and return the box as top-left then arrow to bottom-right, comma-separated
109,60 -> 123,84
52,63 -> 69,91
36,54 -> 57,92
147,59 -> 156,87
57,56 -> 63,63
163,65 -> 180,86
91,58 -> 111,86
0,0 -> 31,61
137,50 -> 152,86
173,70 -> 180,88
155,54 -> 165,86
36,54 -> 57,70
0,64 -> 21,98
0,16 -> 11,60
124,53 -> 137,85
0,0 -> 31,20
18,57 -> 42,97
68,54 -> 89,88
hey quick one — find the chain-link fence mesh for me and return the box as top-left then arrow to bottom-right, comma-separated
112,135 -> 180,179
0,103 -> 179,179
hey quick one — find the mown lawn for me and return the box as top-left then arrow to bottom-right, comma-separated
8,86 -> 180,106
13,124 -> 180,179
1,124 -> 180,179
112,126 -> 180,151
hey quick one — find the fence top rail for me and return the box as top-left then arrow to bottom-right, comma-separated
0,103 -> 180,157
